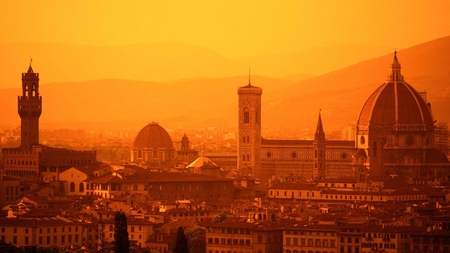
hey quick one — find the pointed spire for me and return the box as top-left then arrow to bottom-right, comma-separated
314,110 -> 325,141
316,110 -> 324,133
27,57 -> 34,73
389,51 -> 403,81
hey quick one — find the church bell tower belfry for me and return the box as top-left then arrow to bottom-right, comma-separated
18,63 -> 42,150
237,77 -> 262,177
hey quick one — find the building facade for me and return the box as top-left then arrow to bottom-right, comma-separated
2,65 -> 96,181
237,53 -> 450,186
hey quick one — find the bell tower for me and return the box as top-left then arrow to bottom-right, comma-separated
237,76 -> 262,177
18,63 -> 42,150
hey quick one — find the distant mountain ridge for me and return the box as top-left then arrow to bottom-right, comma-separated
0,36 -> 449,134
0,42 -> 389,88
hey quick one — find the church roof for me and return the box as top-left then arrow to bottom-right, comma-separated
357,52 -> 433,127
186,155 -> 218,168
133,122 -> 174,149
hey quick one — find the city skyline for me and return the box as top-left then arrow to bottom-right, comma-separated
1,1 -> 450,132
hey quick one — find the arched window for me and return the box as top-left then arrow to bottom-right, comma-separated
243,108 -> 250,123
70,182 -> 75,192
79,183 -> 84,192
133,184 -> 138,191
109,225 -> 113,231
131,226 -> 135,232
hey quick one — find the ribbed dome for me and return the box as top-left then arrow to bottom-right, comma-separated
357,53 -> 433,127
133,122 -> 173,149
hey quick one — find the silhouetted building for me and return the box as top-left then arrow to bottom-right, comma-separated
176,133 -> 199,164
2,65 -> 96,181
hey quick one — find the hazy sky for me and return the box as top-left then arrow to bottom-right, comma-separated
2,1 -> 450,58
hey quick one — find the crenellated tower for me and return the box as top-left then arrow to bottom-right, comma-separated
18,64 -> 42,150
237,77 -> 262,177
313,111 -> 327,178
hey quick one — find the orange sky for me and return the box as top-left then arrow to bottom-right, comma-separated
1,1 -> 450,59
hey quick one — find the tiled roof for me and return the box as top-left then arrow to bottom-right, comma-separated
317,178 -> 357,184
268,182 -> 318,190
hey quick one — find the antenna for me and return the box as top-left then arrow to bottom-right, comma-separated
30,56 -> 33,66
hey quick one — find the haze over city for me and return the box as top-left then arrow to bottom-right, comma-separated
1,1 -> 450,134
1,2 -> 450,253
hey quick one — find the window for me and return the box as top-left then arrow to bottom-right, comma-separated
79,183 -> 84,192
243,108 -> 250,123
70,182 -> 75,192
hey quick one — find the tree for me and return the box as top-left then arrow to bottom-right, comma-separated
114,212 -> 130,253
185,226 -> 206,253
172,226 -> 189,253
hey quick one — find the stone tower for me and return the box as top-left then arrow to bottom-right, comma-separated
237,78 -> 262,177
181,133 -> 190,150
19,64 -> 42,150
313,111 -> 326,178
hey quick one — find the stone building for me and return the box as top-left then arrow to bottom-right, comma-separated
355,52 -> 450,181
1,65 -> 96,180
237,53 -> 450,186
130,122 -> 175,166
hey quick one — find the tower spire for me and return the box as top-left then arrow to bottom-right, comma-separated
27,57 -> 34,73
315,110 -> 325,140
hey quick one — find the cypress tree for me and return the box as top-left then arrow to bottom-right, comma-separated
173,226 -> 189,253
114,212 -> 130,253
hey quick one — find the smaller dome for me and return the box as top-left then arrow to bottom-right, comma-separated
133,122 -> 173,149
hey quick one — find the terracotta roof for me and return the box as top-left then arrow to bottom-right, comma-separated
87,171 -> 232,184
268,182 -> 318,190
133,122 -> 173,149
187,156 -> 218,168
318,178 -> 357,184
201,220 -> 259,229
357,53 -> 433,127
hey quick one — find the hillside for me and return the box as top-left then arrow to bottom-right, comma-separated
0,36 -> 449,135
0,76 -> 294,131
0,42 -> 390,89
263,36 -> 450,131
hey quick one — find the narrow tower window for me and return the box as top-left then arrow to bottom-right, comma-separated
244,108 -> 250,123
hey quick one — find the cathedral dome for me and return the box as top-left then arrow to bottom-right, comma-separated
133,122 -> 173,150
357,52 -> 433,128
